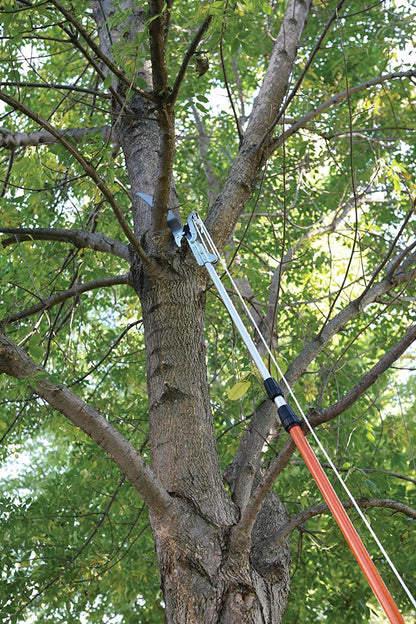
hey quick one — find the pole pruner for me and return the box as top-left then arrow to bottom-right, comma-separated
167,209 -> 406,624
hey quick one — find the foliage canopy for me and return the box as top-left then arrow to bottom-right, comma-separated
0,0 -> 415,622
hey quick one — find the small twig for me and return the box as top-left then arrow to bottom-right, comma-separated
171,15 -> 212,103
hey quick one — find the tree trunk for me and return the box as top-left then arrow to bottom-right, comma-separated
129,254 -> 291,623
148,490 -> 291,624
91,2 -> 294,617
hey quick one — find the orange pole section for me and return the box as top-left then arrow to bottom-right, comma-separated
289,424 -> 405,624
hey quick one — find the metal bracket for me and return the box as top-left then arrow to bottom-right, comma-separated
135,197 -> 218,267
167,210 -> 217,266
183,212 -> 217,266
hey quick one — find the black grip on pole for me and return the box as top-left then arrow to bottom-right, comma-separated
278,404 -> 301,432
264,377 -> 284,400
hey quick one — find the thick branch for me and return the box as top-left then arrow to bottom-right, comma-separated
205,0 -> 313,250
257,0 -> 348,148
225,400 -> 277,511
148,0 -> 169,95
0,227 -> 130,260
0,126 -> 111,149
2,273 -> 132,326
0,333 -> 172,517
228,436 -> 295,553
151,104 -> 175,232
272,498 -> 416,546
147,0 -> 176,232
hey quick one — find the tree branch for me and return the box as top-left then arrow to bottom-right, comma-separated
148,0 -> 169,96
0,332 -> 172,518
48,0 -> 156,103
0,227 -> 130,261
284,249 -> 416,388
0,81 -> 109,98
225,400 -> 277,511
272,70 -> 416,153
264,191 -> 369,340
235,189 -> 366,354
151,104 -> 175,232
147,1 -> 176,232
228,436 -> 296,553
256,0 -> 349,149
232,321 -> 416,544
309,323 -> 416,427
2,274 -> 132,326
0,125 -> 111,149
171,15 -> 212,104
320,465 -> 416,487
205,0 -> 313,250
272,498 -> 416,546
0,89 -> 149,265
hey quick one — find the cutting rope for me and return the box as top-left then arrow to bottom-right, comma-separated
193,212 -> 416,613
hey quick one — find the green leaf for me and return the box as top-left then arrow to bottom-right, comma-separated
228,379 -> 251,400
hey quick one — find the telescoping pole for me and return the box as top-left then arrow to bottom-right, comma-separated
203,261 -> 405,624
167,209 -> 406,623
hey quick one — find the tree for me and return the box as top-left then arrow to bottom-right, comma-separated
0,0 -> 415,621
